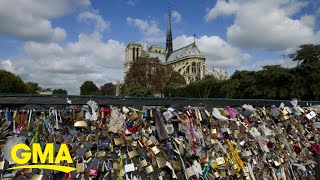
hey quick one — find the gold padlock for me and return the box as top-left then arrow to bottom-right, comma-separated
96,151 -> 106,158
85,149 -> 93,159
76,157 -> 85,173
113,161 -> 120,170
170,156 -> 181,171
31,172 -> 44,180
139,157 -> 148,168
145,139 -> 154,147
156,153 -> 167,168
210,128 -> 217,135
0,155 -> 4,170
114,136 -> 124,146
128,148 -> 138,158
151,146 -> 160,155
145,163 -> 154,174
131,141 -> 138,147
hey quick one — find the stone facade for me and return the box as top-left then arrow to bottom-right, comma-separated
124,6 -> 226,84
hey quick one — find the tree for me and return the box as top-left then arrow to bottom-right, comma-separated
100,83 -> 116,96
52,89 -> 68,95
289,44 -> 320,65
80,81 -> 99,95
124,57 -> 180,95
25,82 -> 41,94
0,69 -> 27,93
120,84 -> 154,97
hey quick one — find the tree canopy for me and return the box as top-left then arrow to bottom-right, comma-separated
80,81 -> 99,95
122,57 -> 186,96
100,83 -> 116,96
52,89 -> 68,95
0,70 -> 27,93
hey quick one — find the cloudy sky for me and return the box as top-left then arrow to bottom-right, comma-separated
0,0 -> 319,95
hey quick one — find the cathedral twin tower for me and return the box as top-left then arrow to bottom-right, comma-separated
124,5 -> 205,84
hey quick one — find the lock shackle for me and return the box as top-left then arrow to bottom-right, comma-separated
125,158 -> 133,164
139,156 -> 146,161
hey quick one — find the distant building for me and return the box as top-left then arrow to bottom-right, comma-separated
124,7 -> 209,84
37,89 -> 53,95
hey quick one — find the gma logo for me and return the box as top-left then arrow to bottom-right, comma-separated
8,143 -> 76,173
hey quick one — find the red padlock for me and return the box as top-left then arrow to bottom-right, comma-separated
88,167 -> 99,176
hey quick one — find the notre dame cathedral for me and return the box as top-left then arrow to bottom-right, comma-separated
124,7 -> 213,84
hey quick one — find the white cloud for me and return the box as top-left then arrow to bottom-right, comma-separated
172,10 -> 182,23
1,33 -> 126,95
0,0 -> 90,42
173,35 -> 251,68
237,58 -> 297,71
126,0 -> 136,6
206,0 -> 320,52
205,0 -> 238,21
126,17 -> 164,43
78,10 -> 110,32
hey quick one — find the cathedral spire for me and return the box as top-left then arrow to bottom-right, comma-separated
166,1 -> 173,60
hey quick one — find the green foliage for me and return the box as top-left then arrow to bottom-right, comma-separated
100,83 -> 116,96
123,57 -> 185,96
0,69 -> 27,93
80,81 -> 99,95
165,44 -> 320,100
120,84 -> 154,97
25,82 -> 41,94
289,44 -> 320,65
52,89 -> 67,95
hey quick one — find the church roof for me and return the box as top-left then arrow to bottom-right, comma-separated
167,43 -> 204,62
149,52 -> 166,62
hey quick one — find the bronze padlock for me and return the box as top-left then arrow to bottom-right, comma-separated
145,163 -> 154,174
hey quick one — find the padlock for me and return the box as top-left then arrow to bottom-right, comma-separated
127,147 -> 139,158
85,149 -> 93,159
170,156 -> 182,171
0,153 -> 4,170
151,146 -> 161,155
113,160 -> 120,170
156,151 -> 167,168
131,140 -> 138,147
31,169 -> 44,180
114,134 -> 124,146
96,151 -> 106,158
76,156 -> 85,173
139,156 -> 148,168
124,159 -> 135,173
88,158 -> 99,176
185,163 -> 197,178
145,163 -> 154,174
145,139 -> 154,147
216,157 -> 225,165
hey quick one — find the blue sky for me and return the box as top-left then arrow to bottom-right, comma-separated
0,0 -> 319,94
